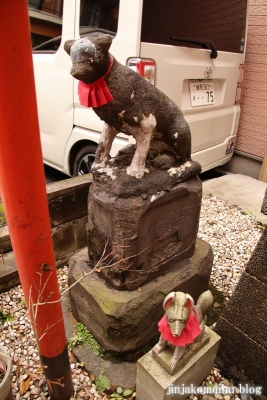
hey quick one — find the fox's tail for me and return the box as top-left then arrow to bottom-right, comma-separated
196,290 -> 213,317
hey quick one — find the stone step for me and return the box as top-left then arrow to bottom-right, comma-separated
0,225 -> 12,254
0,251 -> 20,293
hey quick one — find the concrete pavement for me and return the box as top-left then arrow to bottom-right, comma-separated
202,173 -> 267,225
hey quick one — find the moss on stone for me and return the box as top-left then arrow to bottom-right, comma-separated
0,203 -> 6,228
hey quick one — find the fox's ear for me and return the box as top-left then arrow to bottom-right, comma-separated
185,294 -> 194,311
163,292 -> 175,310
94,34 -> 113,53
64,40 -> 75,55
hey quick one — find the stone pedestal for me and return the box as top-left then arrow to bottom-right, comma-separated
87,175 -> 202,290
68,238 -> 213,356
152,331 -> 210,375
136,326 -> 221,400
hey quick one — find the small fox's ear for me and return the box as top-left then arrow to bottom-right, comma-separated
185,294 -> 194,311
64,40 -> 75,55
163,292 -> 175,310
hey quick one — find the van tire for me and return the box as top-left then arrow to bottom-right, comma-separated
73,145 -> 97,176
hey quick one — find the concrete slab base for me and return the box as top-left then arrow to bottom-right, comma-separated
136,326 -> 221,400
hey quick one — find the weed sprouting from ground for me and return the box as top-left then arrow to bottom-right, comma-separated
95,373 -> 111,392
68,322 -> 102,354
68,323 -> 113,392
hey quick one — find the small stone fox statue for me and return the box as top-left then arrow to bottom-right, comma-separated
153,290 -> 213,369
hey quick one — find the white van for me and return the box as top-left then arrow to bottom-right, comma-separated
32,0 -> 248,176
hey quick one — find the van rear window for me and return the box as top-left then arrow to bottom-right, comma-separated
80,0 -> 119,32
141,0 -> 247,53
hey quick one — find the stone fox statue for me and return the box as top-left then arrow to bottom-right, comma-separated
64,34 -> 201,179
153,290 -> 213,369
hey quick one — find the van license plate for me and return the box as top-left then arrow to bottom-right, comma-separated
189,82 -> 215,107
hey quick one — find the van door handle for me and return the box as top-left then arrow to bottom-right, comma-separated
170,37 -> 218,59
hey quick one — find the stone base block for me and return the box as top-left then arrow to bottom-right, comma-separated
87,176 -> 202,290
68,238 -> 213,355
136,326 -> 221,400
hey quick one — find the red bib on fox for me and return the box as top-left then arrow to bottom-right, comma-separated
78,56 -> 114,108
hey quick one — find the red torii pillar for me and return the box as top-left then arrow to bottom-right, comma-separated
0,2 -> 72,399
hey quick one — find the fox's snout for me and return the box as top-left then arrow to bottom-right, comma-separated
169,320 -> 186,337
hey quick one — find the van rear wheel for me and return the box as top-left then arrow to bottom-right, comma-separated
73,145 -> 97,176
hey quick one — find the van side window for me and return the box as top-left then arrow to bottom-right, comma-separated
31,0 -> 119,52
141,0 -> 247,53
29,0 -> 63,49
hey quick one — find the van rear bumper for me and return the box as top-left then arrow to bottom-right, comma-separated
192,135 -> 236,173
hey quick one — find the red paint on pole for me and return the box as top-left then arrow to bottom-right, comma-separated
0,2 -> 72,398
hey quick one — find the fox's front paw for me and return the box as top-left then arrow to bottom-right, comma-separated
92,159 -> 109,169
126,164 -> 145,179
168,358 -> 178,370
153,343 -> 166,354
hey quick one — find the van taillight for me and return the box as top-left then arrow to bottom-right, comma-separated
235,64 -> 246,105
126,58 -> 156,85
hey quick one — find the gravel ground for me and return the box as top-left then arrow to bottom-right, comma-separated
0,194 -> 264,399
198,195 -> 263,299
